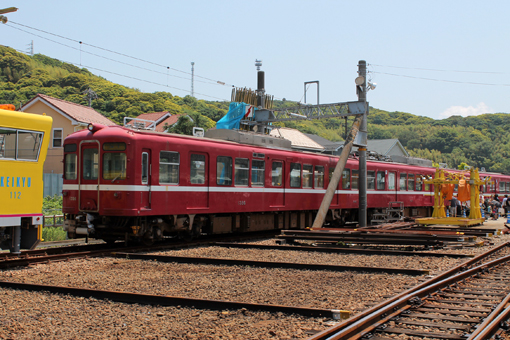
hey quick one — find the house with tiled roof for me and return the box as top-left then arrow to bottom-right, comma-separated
20,94 -> 116,177
134,111 -> 183,132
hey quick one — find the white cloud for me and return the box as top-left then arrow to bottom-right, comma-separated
439,102 -> 493,118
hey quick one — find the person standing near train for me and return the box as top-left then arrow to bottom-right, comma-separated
450,196 -> 459,217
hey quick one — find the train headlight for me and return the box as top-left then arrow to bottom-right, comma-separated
88,123 -> 94,131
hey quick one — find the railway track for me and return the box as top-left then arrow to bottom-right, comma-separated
309,241 -> 510,340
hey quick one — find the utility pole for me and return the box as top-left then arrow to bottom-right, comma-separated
356,60 -> 368,228
191,62 -> 195,97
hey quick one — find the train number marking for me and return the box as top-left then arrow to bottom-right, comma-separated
238,201 -> 246,206
10,191 -> 21,199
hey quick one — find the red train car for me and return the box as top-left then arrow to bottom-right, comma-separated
62,124 -> 509,244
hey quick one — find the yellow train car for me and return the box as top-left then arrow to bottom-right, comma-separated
0,106 -> 52,253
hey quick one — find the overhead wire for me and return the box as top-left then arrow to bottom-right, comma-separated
371,71 -> 510,87
6,21 -> 234,86
369,63 -> 504,75
5,23 -> 225,87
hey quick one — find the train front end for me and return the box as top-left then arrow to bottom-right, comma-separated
62,124 -> 140,244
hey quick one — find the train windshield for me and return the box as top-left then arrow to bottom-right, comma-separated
103,152 -> 127,180
0,127 -> 42,161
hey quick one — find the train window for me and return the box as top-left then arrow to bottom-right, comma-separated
290,163 -> 301,188
190,154 -> 205,184
272,161 -> 283,187
499,182 -> 506,192
103,153 -> 127,181
302,164 -> 313,188
235,158 -> 249,186
64,154 -> 77,180
17,131 -> 43,161
367,171 -> 375,190
408,174 -> 415,191
388,172 -> 396,190
217,156 -> 232,186
507,182 -> 510,192
141,152 -> 149,184
159,151 -> 179,184
83,148 -> 98,180
342,169 -> 350,189
376,171 -> 385,190
314,166 -> 324,189
64,143 -> 77,153
252,160 -> 265,186
416,176 -> 423,191
352,170 -> 359,189
52,128 -> 63,148
0,128 -> 15,159
400,173 -> 407,190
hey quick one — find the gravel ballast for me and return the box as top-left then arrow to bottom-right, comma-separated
0,233 -> 508,339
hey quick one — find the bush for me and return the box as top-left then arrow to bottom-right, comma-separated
42,227 -> 67,242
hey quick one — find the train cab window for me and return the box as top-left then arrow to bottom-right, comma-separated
159,151 -> 179,184
376,171 -> 385,190
0,128 -> 16,159
400,173 -> 407,190
217,156 -> 232,186
342,169 -> 350,189
314,166 -> 324,189
290,163 -> 301,188
235,158 -> 249,186
103,152 -> 127,181
17,131 -> 43,161
352,170 -> 359,190
272,161 -> 283,187
416,176 -> 423,191
388,172 -> 396,190
190,154 -> 206,184
367,171 -> 375,190
1,128 -> 43,161
83,148 -> 98,180
302,164 -> 313,188
65,154 -> 77,180
408,174 -> 415,191
251,160 -> 265,186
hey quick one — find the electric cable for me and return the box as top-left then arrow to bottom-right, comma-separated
371,71 -> 510,87
7,21 -> 234,86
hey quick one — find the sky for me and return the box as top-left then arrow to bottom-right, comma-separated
1,0 -> 509,120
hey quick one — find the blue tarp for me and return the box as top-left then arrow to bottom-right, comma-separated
216,102 -> 255,130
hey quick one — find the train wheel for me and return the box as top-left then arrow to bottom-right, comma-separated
142,231 -> 154,246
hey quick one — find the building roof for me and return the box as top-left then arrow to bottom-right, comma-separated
304,133 -> 343,152
21,93 -> 115,126
367,139 -> 409,157
134,112 -> 182,132
303,134 -> 409,157
270,127 -> 325,151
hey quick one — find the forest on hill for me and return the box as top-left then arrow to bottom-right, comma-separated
1,45 -> 509,174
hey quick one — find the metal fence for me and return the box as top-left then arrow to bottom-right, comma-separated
43,173 -> 63,197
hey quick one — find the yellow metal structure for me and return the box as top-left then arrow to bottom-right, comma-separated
0,107 -> 52,252
418,167 -> 489,226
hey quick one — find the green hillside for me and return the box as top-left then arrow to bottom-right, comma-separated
1,45 -> 509,173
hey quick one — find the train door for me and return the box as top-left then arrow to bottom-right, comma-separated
269,160 -> 285,207
188,152 -> 209,209
79,141 -> 100,212
141,149 -> 151,210
388,171 -> 397,200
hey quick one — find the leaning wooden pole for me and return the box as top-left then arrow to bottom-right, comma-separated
311,114 -> 364,229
